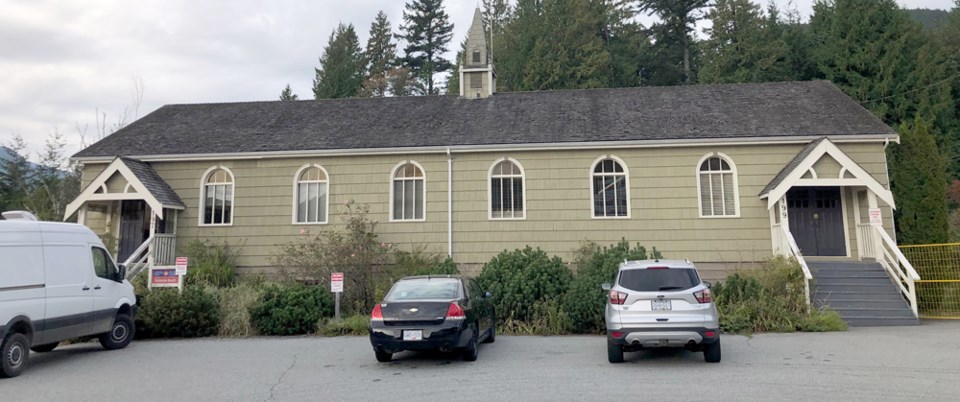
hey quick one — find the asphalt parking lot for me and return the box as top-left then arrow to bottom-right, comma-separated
3,321 -> 959,402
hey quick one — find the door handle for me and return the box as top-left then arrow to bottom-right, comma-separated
82,286 -> 90,291
94,286 -> 102,290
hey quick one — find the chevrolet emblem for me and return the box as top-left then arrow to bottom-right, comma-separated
409,308 -> 418,312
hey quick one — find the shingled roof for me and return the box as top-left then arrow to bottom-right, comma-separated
119,157 -> 185,208
73,81 -> 895,159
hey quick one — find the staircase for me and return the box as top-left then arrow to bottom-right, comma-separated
808,261 -> 919,326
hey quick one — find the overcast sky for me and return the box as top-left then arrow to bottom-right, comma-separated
1,0 -> 955,160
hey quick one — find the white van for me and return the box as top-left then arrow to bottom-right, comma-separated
1,211 -> 136,378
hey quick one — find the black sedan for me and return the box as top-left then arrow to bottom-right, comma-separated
369,275 -> 496,362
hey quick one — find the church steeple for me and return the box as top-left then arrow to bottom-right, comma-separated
459,6 -> 495,99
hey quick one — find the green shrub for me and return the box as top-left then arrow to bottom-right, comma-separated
713,257 -> 847,334
131,269 -> 149,297
477,247 -> 572,324
317,315 -> 370,336
250,284 -> 334,335
376,246 -> 461,302
563,240 -> 660,333
215,284 -> 262,337
136,287 -> 220,338
183,240 -> 239,287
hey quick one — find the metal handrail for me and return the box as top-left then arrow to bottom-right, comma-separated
872,225 -> 920,316
778,225 -> 813,309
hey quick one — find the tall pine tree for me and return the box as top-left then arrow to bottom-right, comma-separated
362,11 -> 398,97
313,23 -> 364,99
638,0 -> 710,85
699,0 -> 788,83
398,0 -> 455,95
279,84 -> 299,101
890,116 -> 949,244
0,136 -> 32,213
525,0 -> 611,90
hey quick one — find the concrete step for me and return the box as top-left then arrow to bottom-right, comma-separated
814,299 -> 911,309
831,307 -> 917,319
813,277 -> 896,286
845,317 -> 920,326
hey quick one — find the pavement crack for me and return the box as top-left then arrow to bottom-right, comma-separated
266,350 -> 300,402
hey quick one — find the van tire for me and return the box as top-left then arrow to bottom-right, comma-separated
1,333 -> 30,378
30,342 -> 59,353
99,314 -> 134,350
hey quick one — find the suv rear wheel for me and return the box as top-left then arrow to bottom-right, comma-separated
703,340 -> 721,363
607,340 -> 624,363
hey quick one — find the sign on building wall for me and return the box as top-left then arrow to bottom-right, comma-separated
869,208 -> 882,226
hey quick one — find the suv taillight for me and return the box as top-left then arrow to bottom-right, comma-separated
446,303 -> 466,320
609,290 -> 628,305
371,304 -> 384,321
694,288 -> 713,304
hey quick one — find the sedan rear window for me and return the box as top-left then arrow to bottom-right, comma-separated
617,268 -> 700,292
386,279 -> 461,301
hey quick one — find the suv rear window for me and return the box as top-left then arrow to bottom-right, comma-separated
617,268 -> 700,292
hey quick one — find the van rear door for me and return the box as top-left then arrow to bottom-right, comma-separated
0,223 -> 46,335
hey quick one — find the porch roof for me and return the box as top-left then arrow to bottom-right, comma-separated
64,157 -> 185,220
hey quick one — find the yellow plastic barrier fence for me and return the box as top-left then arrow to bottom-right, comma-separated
900,243 -> 960,319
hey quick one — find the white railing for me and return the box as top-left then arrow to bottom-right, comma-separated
153,234 -> 177,266
857,224 -> 876,259
871,225 -> 921,317
123,236 -> 154,279
774,224 -> 814,309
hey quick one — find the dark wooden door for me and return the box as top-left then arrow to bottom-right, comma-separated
118,200 -> 148,262
787,187 -> 845,256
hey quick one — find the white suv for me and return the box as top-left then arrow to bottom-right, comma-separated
602,259 -> 720,363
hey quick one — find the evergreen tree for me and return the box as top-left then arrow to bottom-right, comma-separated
525,0 -> 611,90
496,0 -> 544,91
362,11 -> 398,97
699,0 -> 788,83
279,84 -> 299,101
0,136 -> 32,212
777,3 -> 819,81
601,0 -> 651,88
482,0 -> 511,32
313,23 -> 364,99
398,0 -> 455,95
638,0 -> 710,85
24,131 -> 80,221
446,40 -> 467,95
889,116 -> 949,244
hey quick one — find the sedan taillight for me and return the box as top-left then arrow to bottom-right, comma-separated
694,288 -> 713,304
371,304 -> 384,321
609,290 -> 628,305
446,303 -> 466,320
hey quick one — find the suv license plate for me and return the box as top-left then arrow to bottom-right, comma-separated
652,299 -> 672,311
403,330 -> 423,341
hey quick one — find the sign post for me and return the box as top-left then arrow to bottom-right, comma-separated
331,272 -> 344,319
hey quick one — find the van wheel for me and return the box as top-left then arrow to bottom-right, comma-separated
1,333 -> 30,378
30,342 -> 59,353
99,314 -> 134,350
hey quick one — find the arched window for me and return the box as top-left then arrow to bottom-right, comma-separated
201,167 -> 234,225
489,158 -> 525,219
591,157 -> 629,218
294,165 -> 329,224
698,154 -> 739,217
391,161 -> 425,221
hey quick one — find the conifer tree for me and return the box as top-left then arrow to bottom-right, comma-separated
362,11 -> 398,97
889,116 -> 949,244
638,0 -> 710,85
398,0 -> 455,95
279,84 -> 299,101
313,23 -> 364,99
526,0 -> 611,90
0,136 -> 32,212
699,0 -> 788,83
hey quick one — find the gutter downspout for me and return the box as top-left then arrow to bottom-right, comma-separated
447,148 -> 453,257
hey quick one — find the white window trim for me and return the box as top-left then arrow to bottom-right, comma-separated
389,160 -> 427,222
198,165 -> 235,227
695,152 -> 741,219
487,157 -> 527,221
589,155 -> 631,219
291,163 -> 330,225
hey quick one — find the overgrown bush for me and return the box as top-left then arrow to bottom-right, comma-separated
250,284 -> 334,335
563,240 -> 660,333
136,287 -> 220,338
713,257 -> 847,334
272,201 -> 390,314
500,299 -> 571,336
214,283 -> 262,337
183,240 -> 240,287
373,245 -> 461,301
477,247 -> 572,324
317,315 -> 370,336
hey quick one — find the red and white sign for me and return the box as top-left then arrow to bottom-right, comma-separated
869,208 -> 882,226
331,272 -> 344,293
175,256 -> 189,276
151,268 -> 179,286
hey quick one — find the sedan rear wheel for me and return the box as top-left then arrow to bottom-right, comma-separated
483,317 -> 496,344
461,325 -> 479,361
607,340 -> 624,363
374,349 -> 392,363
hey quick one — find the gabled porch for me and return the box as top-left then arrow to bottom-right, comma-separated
65,157 -> 185,275
761,138 -> 921,325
